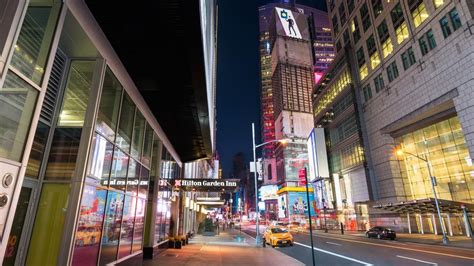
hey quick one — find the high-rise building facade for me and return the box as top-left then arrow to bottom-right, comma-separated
321,0 -> 474,235
258,3 -> 335,166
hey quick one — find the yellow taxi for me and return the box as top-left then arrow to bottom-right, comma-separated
263,226 -> 293,247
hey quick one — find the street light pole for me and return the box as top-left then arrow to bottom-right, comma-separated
397,149 -> 449,244
252,123 -> 260,246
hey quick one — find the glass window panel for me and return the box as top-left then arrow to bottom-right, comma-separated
3,187 -> 31,266
96,68 -> 122,141
118,195 -> 135,259
116,94 -> 135,153
398,117 -> 473,202
132,197 -> 145,253
109,148 -> 128,191
58,61 -> 96,127
131,112 -> 145,159
138,166 -> 149,198
0,71 -> 38,161
99,191 -> 124,265
25,122 -> 49,178
26,183 -> 70,266
126,159 -> 140,195
72,185 -> 107,266
10,0 -> 61,85
88,134 -> 113,184
0,0 -> 20,61
141,123 -> 153,166
44,128 -> 82,181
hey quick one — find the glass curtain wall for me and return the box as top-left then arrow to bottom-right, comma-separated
397,116 -> 474,203
155,148 -> 180,243
26,60 -> 97,266
71,67 -> 154,265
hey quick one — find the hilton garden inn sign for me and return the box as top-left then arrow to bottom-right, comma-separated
158,178 -> 239,191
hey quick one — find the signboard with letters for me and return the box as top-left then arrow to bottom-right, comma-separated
157,178 -> 239,191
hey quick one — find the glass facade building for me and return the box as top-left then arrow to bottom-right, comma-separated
0,0 -> 217,265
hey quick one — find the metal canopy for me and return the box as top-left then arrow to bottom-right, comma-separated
373,198 -> 474,214
85,0 -> 212,162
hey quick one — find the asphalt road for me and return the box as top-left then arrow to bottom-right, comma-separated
241,226 -> 474,266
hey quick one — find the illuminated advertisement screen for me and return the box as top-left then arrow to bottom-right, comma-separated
274,7 -> 310,40
284,145 -> 309,181
288,192 -> 316,216
259,185 -> 278,201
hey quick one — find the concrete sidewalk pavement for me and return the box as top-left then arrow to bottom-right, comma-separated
144,229 -> 304,266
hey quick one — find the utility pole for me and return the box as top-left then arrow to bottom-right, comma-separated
302,168 -> 315,266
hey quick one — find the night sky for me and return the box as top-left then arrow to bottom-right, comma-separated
216,0 -> 327,177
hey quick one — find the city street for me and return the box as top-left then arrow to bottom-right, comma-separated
241,225 -> 474,265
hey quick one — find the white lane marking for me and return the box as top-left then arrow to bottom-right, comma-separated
326,241 -> 342,246
396,255 -> 438,265
297,232 -> 474,260
294,242 -> 373,265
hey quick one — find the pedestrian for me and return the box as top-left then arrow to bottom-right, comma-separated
340,222 -> 344,235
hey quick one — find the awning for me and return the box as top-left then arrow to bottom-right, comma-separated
373,198 -> 474,214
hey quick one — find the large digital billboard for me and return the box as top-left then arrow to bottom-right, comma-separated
274,7 -> 310,40
288,192 -> 316,216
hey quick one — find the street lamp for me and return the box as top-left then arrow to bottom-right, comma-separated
395,148 -> 449,244
252,122 -> 290,246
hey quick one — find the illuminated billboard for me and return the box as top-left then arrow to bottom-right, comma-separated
288,192 -> 315,216
307,128 -> 329,182
259,185 -> 278,201
274,7 -> 310,40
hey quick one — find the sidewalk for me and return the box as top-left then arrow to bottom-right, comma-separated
310,229 -> 474,249
144,229 -> 304,266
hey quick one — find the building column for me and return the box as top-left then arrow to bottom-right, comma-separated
407,213 -> 411,234
432,213 -> 437,235
143,141 -> 163,259
419,214 -> 424,234
463,212 -> 472,237
446,213 -> 453,236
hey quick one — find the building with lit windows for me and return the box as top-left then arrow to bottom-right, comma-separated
311,50 -> 374,231
323,0 -> 474,236
258,3 -> 334,167
0,0 -> 217,265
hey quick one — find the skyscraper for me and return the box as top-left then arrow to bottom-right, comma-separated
258,3 -> 334,184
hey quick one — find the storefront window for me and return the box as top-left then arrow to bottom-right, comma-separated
397,117 -> 474,202
26,183 -> 70,266
118,195 -> 135,258
10,0 -> 61,86
116,94 -> 135,153
96,68 -> 122,142
0,71 -> 38,161
25,122 -> 49,178
99,191 -> 124,265
138,166 -> 149,198
88,134 -> 114,184
110,148 -> 129,191
141,124 -> 153,167
58,60 -> 96,127
126,159 -> 140,195
72,185 -> 107,266
132,197 -> 146,252
131,112 -> 145,159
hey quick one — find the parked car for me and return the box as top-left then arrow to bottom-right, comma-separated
264,226 -> 293,247
365,226 -> 396,240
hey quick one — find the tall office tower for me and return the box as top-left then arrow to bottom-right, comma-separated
258,3 -> 334,184
323,0 -> 474,235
